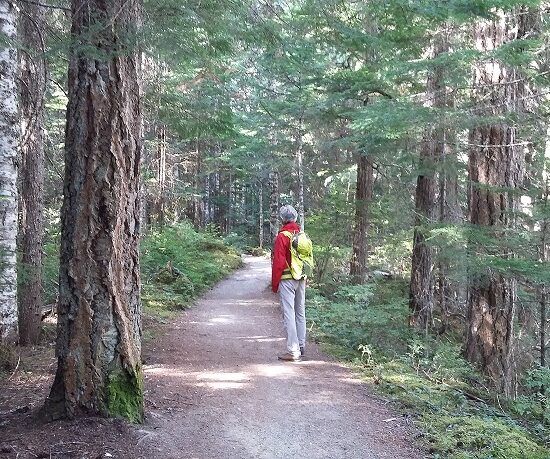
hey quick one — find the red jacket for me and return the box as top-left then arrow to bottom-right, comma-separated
272,222 -> 301,293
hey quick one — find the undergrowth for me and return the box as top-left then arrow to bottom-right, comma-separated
141,222 -> 242,322
307,279 -> 550,459
39,221 -> 242,336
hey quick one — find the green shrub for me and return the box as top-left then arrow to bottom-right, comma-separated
141,221 -> 242,318
307,277 -> 550,458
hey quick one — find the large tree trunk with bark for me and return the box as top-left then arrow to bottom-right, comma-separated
350,154 -> 373,284
465,11 -> 525,396
409,34 -> 448,330
44,0 -> 144,422
18,1 -> 46,345
0,1 -> 19,344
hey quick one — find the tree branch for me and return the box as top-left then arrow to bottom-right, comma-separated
16,0 -> 70,12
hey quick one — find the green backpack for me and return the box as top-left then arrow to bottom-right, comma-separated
281,230 -> 314,280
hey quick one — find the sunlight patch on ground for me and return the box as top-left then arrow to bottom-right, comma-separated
237,335 -> 285,343
293,360 -> 329,366
197,371 -> 249,382
195,371 -> 251,390
144,366 -> 188,378
251,364 -> 297,378
209,315 -> 235,324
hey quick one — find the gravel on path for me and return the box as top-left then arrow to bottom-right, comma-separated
138,255 -> 425,459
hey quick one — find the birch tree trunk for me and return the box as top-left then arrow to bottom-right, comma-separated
350,154 -> 373,284
465,11 -> 525,396
44,0 -> 144,421
0,1 -> 19,344
18,1 -> 46,345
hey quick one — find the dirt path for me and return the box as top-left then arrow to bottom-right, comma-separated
139,256 -> 424,459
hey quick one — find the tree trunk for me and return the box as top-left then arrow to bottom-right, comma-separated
258,182 -> 264,248
409,35 -> 448,330
0,1 -> 19,344
296,124 -> 306,231
465,11 -> 525,396
155,124 -> 166,225
45,0 -> 144,422
350,154 -> 373,284
269,170 -> 279,243
18,1 -> 46,345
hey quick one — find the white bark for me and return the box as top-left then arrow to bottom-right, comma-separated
0,0 -> 18,343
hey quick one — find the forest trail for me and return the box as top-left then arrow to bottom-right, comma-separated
138,256 -> 423,459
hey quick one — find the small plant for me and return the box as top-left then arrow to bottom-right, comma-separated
357,343 -> 374,366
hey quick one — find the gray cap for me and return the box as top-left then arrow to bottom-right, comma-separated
280,205 -> 298,223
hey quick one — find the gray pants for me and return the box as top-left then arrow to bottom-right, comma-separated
279,279 -> 306,357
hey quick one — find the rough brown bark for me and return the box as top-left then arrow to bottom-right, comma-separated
155,124 -> 166,225
44,0 -> 144,421
18,1 -> 46,345
465,11 -> 525,396
350,154 -> 373,284
409,34 -> 448,331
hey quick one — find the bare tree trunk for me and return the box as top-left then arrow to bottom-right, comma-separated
0,1 -> 19,344
409,34 -> 449,330
294,119 -> 305,230
437,136 -> 461,332
350,154 -> 373,284
18,1 -> 46,345
269,170 -> 279,243
539,176 -> 549,367
45,0 -> 144,421
155,124 -> 166,225
465,11 -> 525,396
258,182 -> 264,248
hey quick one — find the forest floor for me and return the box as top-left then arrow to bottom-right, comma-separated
0,256 -> 425,458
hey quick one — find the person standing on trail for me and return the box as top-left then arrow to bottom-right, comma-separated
272,205 -> 307,361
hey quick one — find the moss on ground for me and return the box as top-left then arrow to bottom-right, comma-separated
140,222 -> 242,329
306,278 -> 550,459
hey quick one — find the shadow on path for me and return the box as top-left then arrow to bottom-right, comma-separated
139,256 -> 424,459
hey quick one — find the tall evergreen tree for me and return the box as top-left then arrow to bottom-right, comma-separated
45,0 -> 144,421
18,1 -> 46,345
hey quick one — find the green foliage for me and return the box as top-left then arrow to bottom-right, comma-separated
307,279 -> 412,354
141,221 -> 242,316
308,279 -> 550,458
424,416 -> 548,459
42,230 -> 60,306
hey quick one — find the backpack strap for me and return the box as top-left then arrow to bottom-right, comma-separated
280,231 -> 294,279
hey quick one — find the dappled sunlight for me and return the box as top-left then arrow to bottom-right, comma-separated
339,377 -> 363,385
251,363 -> 297,378
144,366 -> 189,378
292,359 -> 329,366
197,381 -> 248,390
237,335 -> 285,343
198,371 -> 249,382
209,315 -> 235,324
